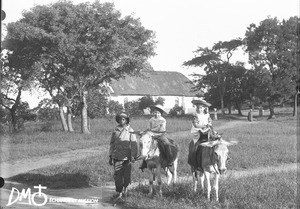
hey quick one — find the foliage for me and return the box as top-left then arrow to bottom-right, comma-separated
138,95 -> 155,111
244,16 -> 298,117
107,100 -> 124,116
86,89 -> 108,119
0,105 -> 10,124
124,100 -> 143,116
183,39 -> 244,114
35,98 -> 60,121
169,104 -> 185,116
3,1 -> 156,133
154,96 -> 165,106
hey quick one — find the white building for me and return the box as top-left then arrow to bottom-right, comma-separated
108,71 -> 199,114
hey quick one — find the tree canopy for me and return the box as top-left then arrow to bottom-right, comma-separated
244,16 -> 298,118
2,0 -> 156,133
184,16 -> 298,118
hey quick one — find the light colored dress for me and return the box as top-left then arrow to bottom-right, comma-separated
191,113 -> 212,142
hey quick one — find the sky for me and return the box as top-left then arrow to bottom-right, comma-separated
1,0 -> 299,108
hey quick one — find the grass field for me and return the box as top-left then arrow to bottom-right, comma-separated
2,108 -> 298,208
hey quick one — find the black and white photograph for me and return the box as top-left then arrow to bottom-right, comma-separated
0,0 -> 299,208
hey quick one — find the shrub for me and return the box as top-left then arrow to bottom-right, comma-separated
138,95 -> 155,111
107,100 -> 123,115
124,101 -> 143,116
37,107 -> 60,121
169,104 -> 185,116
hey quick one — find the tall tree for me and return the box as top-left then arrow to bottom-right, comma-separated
223,63 -> 248,115
183,39 -> 243,114
4,1 -> 156,133
245,16 -> 298,118
1,22 -> 46,132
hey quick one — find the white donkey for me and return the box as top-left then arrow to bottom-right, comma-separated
190,137 -> 238,201
136,131 -> 178,196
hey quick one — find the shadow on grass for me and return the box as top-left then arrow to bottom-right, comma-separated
217,114 -> 248,120
8,172 -> 90,189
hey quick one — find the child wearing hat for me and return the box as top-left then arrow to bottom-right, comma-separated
139,105 -> 176,170
188,99 -> 213,170
109,113 -> 138,201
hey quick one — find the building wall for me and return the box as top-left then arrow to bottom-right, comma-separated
109,95 -> 197,114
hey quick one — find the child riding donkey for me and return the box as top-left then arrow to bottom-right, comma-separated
139,105 -> 178,171
188,99 -> 217,171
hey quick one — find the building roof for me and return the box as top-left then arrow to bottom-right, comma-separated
110,71 -> 196,97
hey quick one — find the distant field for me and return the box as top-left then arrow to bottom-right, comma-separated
1,111 -> 235,162
0,115 -> 195,162
5,108 -> 297,208
8,112 -> 297,208
9,111 -> 297,184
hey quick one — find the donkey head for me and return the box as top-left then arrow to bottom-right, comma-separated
201,138 -> 238,174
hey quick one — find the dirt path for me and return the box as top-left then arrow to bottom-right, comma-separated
0,146 -> 107,179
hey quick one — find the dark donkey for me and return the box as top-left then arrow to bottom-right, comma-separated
133,130 -> 179,196
188,129 -> 238,201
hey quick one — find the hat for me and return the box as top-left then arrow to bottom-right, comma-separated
152,104 -> 167,114
191,99 -> 211,107
115,112 -> 130,124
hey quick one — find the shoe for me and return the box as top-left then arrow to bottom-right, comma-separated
122,187 -> 128,197
111,192 -> 122,201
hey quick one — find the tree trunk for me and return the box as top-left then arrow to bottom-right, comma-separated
9,87 -> 23,133
235,102 -> 243,115
228,102 -> 232,114
81,92 -> 90,134
67,107 -> 74,132
293,92 -> 297,117
268,102 -> 276,119
10,109 -> 18,133
220,96 -> 225,115
59,105 -> 68,131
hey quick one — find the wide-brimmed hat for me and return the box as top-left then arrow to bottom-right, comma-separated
152,104 -> 167,114
191,99 -> 211,107
115,112 -> 130,124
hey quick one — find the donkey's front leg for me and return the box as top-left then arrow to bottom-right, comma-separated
204,171 -> 211,200
166,168 -> 172,185
213,174 -> 220,202
148,168 -> 155,196
156,164 -> 162,196
173,157 -> 178,183
192,167 -> 198,192
199,171 -> 205,192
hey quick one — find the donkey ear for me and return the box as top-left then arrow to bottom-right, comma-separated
227,140 -> 239,146
130,131 -> 143,136
200,140 -> 219,147
221,139 -> 239,146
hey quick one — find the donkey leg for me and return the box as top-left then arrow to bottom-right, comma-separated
213,174 -> 220,202
148,169 -> 154,196
204,171 -> 211,200
157,165 -> 163,196
199,171 -> 205,192
192,167 -> 198,192
166,168 -> 172,185
173,157 -> 178,183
